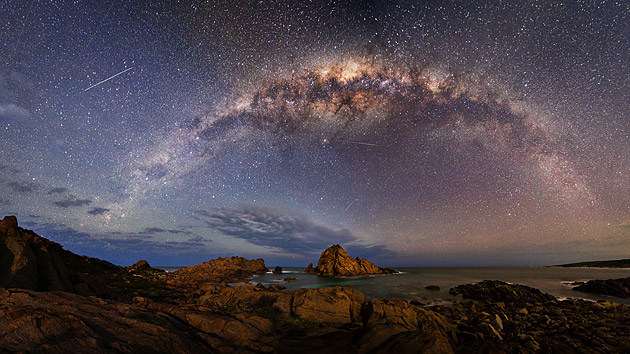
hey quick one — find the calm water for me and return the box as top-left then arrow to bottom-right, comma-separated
157,266 -> 630,305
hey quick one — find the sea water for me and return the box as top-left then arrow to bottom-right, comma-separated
157,266 -> 630,305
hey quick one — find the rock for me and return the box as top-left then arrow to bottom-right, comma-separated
425,285 -> 441,291
573,277 -> 630,298
305,263 -> 315,273
128,259 -> 163,273
0,289 -> 214,353
359,299 -> 455,353
304,244 -> 396,276
491,314 -> 504,331
284,277 -> 297,282
174,256 -> 268,283
273,266 -> 283,274
449,280 -> 556,304
292,286 -> 365,324
268,284 -> 286,291
0,215 -> 102,294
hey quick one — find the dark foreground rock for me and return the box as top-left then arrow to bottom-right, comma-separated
572,277 -> 630,298
305,244 -> 396,276
0,289 -> 213,353
449,280 -> 556,304
444,280 -> 630,354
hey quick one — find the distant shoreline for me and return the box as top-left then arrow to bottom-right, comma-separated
551,259 -> 630,268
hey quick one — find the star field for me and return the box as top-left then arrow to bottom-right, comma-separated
0,0 -> 628,266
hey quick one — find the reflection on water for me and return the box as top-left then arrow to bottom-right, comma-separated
244,267 -> 630,304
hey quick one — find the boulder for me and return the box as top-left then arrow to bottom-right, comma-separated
292,286 -> 365,324
304,244 -> 396,276
127,259 -> 163,272
273,266 -> 283,274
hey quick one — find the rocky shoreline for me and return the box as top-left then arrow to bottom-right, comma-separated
1,216 -> 629,353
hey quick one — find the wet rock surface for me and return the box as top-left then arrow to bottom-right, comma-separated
305,244 -> 397,276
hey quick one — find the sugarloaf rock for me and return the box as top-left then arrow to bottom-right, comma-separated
304,244 -> 396,276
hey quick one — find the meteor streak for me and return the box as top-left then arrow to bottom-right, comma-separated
83,67 -> 133,91
334,139 -> 383,147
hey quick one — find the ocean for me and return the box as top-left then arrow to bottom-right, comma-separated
156,266 -> 630,305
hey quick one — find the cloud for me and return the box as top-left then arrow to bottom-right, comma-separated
53,196 -> 92,208
47,187 -> 67,194
0,103 -> 31,124
7,181 -> 38,193
87,207 -> 110,215
138,227 -> 194,235
202,205 -> 364,254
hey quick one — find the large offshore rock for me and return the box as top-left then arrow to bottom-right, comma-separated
305,244 -> 396,276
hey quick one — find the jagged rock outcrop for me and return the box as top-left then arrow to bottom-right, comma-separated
305,244 -> 396,276
0,215 -> 75,291
174,256 -> 268,283
573,277 -> 630,298
359,298 -> 455,353
0,289 -> 215,353
0,215 -> 113,297
449,280 -> 556,304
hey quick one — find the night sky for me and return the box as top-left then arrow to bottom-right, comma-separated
1,0 -> 628,266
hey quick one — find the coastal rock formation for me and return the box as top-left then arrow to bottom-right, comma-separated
360,298 -> 455,354
0,289 -> 213,353
198,284 -> 364,324
273,266 -> 283,274
441,283 -> 630,354
305,244 -> 396,276
449,280 -> 556,304
0,215 -> 75,291
0,215 -> 114,297
572,277 -> 630,298
174,256 -> 268,283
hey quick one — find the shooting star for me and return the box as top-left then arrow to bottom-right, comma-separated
83,67 -> 133,91
344,199 -> 359,212
334,139 -> 383,147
